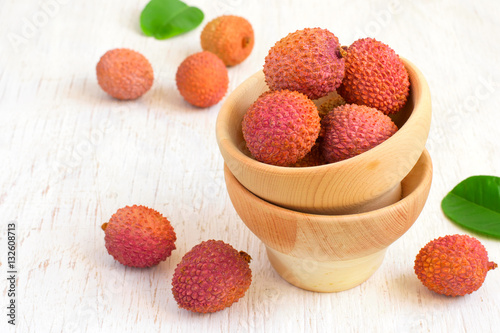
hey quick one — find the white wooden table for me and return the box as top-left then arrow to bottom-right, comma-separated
1,0 -> 500,332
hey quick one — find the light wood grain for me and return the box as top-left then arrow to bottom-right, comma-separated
1,0 -> 500,332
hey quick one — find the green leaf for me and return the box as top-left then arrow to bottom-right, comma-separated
442,175 -> 500,238
140,0 -> 204,40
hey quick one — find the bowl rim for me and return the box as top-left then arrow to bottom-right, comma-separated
216,57 -> 430,174
224,148 -> 433,221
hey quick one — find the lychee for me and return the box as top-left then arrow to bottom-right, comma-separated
200,15 -> 254,66
171,240 -> 252,313
242,89 -> 321,166
263,28 -> 345,99
320,104 -> 398,163
291,141 -> 326,167
101,205 -> 176,268
338,38 -> 410,115
316,91 -> 346,119
96,48 -> 154,100
414,234 -> 497,297
176,51 -> 229,108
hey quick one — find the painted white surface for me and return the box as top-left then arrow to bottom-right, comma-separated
1,0 -> 500,332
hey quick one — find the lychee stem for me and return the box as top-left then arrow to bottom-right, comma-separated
101,223 -> 108,231
488,261 -> 498,271
239,251 -> 252,263
339,46 -> 348,58
242,36 -> 251,49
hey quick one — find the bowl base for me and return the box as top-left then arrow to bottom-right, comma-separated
266,246 -> 386,292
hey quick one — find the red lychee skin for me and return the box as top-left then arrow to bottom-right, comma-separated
242,89 -> 321,166
320,104 -> 398,163
171,240 -> 252,313
96,48 -> 154,100
338,38 -> 410,115
200,15 -> 255,66
101,205 -> 176,268
176,51 -> 229,108
264,28 -> 345,100
291,141 -> 326,167
414,234 -> 498,297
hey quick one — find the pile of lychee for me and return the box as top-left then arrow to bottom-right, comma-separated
242,28 -> 410,167
95,15 -> 255,108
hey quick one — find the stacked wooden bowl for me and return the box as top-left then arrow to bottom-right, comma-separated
216,58 -> 433,292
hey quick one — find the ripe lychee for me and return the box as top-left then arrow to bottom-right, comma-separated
200,15 -> 254,66
320,104 -> 398,163
101,205 -> 176,268
171,240 -> 252,313
338,38 -> 409,114
176,51 -> 229,108
96,48 -> 154,100
291,141 -> 326,167
414,234 -> 497,297
242,89 -> 321,166
263,28 -> 345,99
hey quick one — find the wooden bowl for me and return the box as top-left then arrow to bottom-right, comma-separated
224,149 -> 433,292
216,58 -> 431,214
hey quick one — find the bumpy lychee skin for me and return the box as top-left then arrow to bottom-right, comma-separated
171,240 -> 252,313
338,38 -> 409,114
101,205 -> 176,268
320,104 -> 398,163
242,89 -> 321,166
96,48 -> 154,100
200,15 -> 254,66
317,92 -> 346,119
414,234 -> 497,297
264,28 -> 345,99
291,141 -> 326,167
176,51 -> 229,108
